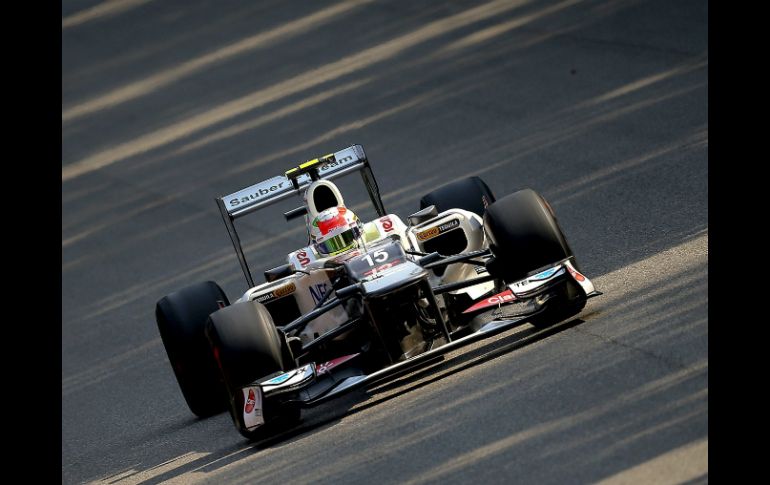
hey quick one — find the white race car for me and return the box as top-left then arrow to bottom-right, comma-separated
156,144 -> 601,439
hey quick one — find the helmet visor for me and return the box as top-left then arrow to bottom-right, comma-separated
316,227 -> 361,255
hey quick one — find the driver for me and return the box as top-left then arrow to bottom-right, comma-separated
309,206 -> 365,256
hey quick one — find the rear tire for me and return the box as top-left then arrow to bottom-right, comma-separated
205,300 -> 300,440
155,281 -> 230,418
420,176 -> 496,216
483,189 -> 574,283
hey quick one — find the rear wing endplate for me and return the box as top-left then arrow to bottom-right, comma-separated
216,144 -> 386,287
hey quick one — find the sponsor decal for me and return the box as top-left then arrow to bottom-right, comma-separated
318,155 -> 353,171
254,282 -> 296,304
438,219 -> 460,231
317,353 -> 360,375
474,265 -> 487,275
380,216 -> 394,232
362,260 -> 403,277
417,227 -> 439,241
334,249 -> 362,262
529,266 -> 561,281
309,282 -> 329,305
225,148 -> 360,212
287,153 -> 354,177
297,250 -> 311,267
462,289 -> 516,314
244,388 -> 256,414
510,267 -> 566,293
416,219 -> 460,241
255,292 -> 274,303
263,371 -> 294,385
242,386 -> 264,429
228,180 -> 286,208
296,153 -> 353,174
273,282 -> 296,298
261,364 -> 314,388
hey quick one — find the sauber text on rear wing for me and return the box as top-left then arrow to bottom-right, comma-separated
216,144 -> 386,287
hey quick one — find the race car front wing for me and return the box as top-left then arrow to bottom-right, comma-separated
235,259 -> 600,433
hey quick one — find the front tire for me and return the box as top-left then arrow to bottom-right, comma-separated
155,281 -> 230,418
483,189 -> 575,283
205,300 -> 300,440
484,189 -> 586,327
420,176 -> 496,216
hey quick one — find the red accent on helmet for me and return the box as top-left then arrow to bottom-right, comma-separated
317,216 -> 342,235
315,209 -> 350,235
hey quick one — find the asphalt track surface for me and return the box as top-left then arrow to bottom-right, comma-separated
62,1 -> 708,483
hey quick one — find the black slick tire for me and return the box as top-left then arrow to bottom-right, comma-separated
483,189 -> 574,283
420,176 -> 496,216
155,281 -> 230,418
205,300 -> 300,440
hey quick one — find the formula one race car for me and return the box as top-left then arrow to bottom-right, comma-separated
156,144 -> 601,439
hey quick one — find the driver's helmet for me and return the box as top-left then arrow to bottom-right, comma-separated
310,206 -> 363,256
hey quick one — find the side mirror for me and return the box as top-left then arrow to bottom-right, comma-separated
407,205 -> 438,226
264,264 -> 293,282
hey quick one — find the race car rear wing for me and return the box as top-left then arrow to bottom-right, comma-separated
216,144 -> 387,287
